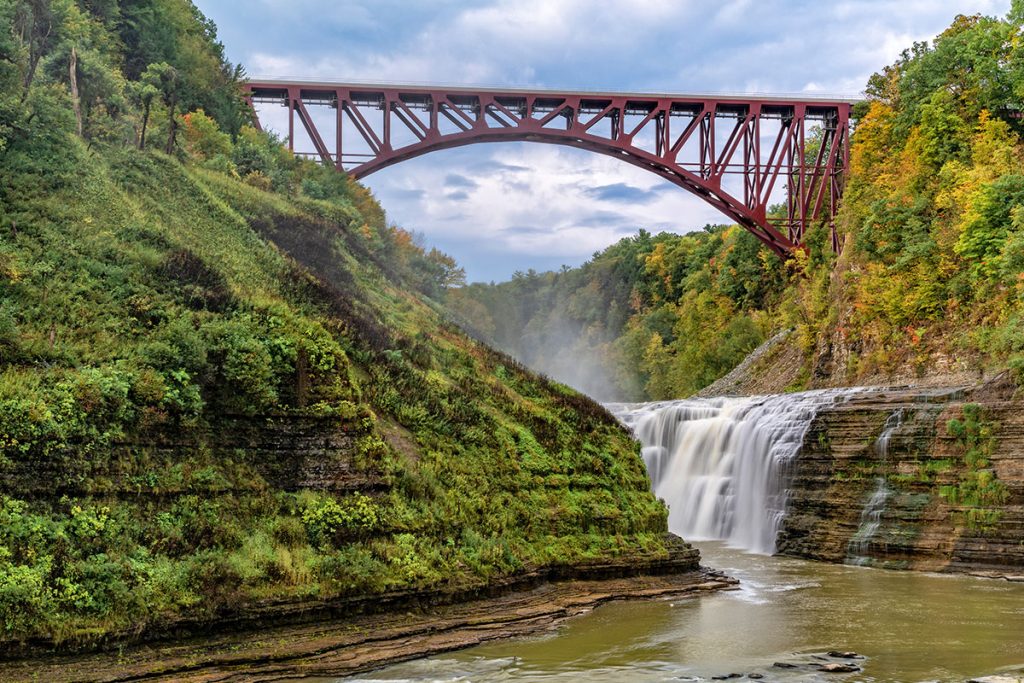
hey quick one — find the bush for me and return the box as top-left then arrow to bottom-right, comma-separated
181,110 -> 232,161
301,493 -> 380,547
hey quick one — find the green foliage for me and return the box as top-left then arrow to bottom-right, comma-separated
300,493 -> 380,547
940,404 -> 1009,532
916,90 -> 970,168
180,107 -> 230,159
955,173 -> 1024,280
116,0 -> 246,134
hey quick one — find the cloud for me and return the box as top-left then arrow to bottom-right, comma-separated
584,183 -> 666,204
196,0 -> 1013,280
444,173 -> 478,189
501,225 -> 551,235
575,211 -> 630,227
387,188 -> 427,201
468,160 -> 530,173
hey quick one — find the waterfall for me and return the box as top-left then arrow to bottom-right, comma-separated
846,408 -> 903,565
612,390 -> 861,555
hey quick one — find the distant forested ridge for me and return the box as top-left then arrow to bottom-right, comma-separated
448,226 -> 782,400
450,6 -> 1024,401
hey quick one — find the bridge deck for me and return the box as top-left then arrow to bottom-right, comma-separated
246,79 -> 860,107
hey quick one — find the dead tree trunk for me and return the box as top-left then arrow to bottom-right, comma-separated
69,46 -> 82,137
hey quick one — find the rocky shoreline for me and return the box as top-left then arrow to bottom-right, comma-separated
0,566 -> 736,682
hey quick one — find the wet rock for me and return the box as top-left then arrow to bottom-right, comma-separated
826,650 -> 863,659
774,383 -> 1024,574
773,662 -> 798,669
711,675 -> 742,680
748,675 -> 764,680
817,662 -> 861,673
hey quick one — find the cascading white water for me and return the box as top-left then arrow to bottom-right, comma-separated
846,408 -> 903,565
612,389 -> 862,555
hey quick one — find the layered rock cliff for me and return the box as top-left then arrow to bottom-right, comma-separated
776,377 -> 1024,574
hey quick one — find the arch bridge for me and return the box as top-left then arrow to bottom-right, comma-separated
244,80 -> 854,256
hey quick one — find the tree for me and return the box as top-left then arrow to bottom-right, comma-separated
180,108 -> 230,159
13,0 -> 70,96
0,0 -> 24,153
127,76 -> 158,149
426,248 -> 466,290
68,44 -> 80,135
137,61 -> 178,152
955,174 -> 1024,281
116,0 -> 245,135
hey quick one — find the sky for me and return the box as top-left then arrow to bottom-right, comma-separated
196,0 -> 1012,282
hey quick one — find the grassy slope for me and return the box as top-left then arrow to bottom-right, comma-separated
0,141 -> 668,648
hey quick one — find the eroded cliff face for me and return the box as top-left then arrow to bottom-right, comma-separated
0,415 -> 384,498
776,378 -> 1024,574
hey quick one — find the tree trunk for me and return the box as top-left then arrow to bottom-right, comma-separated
165,96 -> 178,154
69,47 -> 83,137
139,101 -> 150,150
21,14 -> 53,100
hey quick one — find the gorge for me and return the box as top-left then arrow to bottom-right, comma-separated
355,378 -> 1024,683
6,1 -> 1024,680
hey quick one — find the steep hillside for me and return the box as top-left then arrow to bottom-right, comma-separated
452,8 -> 1024,401
0,0 -> 675,651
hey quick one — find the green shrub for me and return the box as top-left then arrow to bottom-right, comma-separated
301,493 -> 380,547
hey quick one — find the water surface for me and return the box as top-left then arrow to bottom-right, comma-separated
348,542 -> 1024,682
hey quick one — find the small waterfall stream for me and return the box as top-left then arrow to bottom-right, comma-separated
846,408 -> 903,565
613,389 -> 862,555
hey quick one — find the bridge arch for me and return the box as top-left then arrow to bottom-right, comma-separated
244,81 -> 853,256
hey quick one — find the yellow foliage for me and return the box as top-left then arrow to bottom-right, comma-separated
0,254 -> 21,283
644,242 -> 671,300
971,111 -> 1021,179
849,102 -> 896,184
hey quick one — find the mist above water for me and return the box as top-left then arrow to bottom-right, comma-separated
508,316 -> 629,402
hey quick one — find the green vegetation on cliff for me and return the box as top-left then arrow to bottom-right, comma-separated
941,403 -> 1009,531
451,6 -> 1024,400
0,0 -> 668,648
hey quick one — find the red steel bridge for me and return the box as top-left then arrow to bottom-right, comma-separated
244,80 -> 855,256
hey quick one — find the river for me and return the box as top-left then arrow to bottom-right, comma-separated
344,392 -> 1024,682
345,541 -> 1024,682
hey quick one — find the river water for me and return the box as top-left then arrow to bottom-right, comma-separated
346,392 -> 1024,682
348,541 -> 1024,682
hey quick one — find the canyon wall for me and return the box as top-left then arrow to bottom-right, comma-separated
776,377 -> 1024,575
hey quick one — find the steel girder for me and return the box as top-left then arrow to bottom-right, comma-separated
244,81 -> 853,256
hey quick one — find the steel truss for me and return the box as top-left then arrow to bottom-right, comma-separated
245,81 -> 853,255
